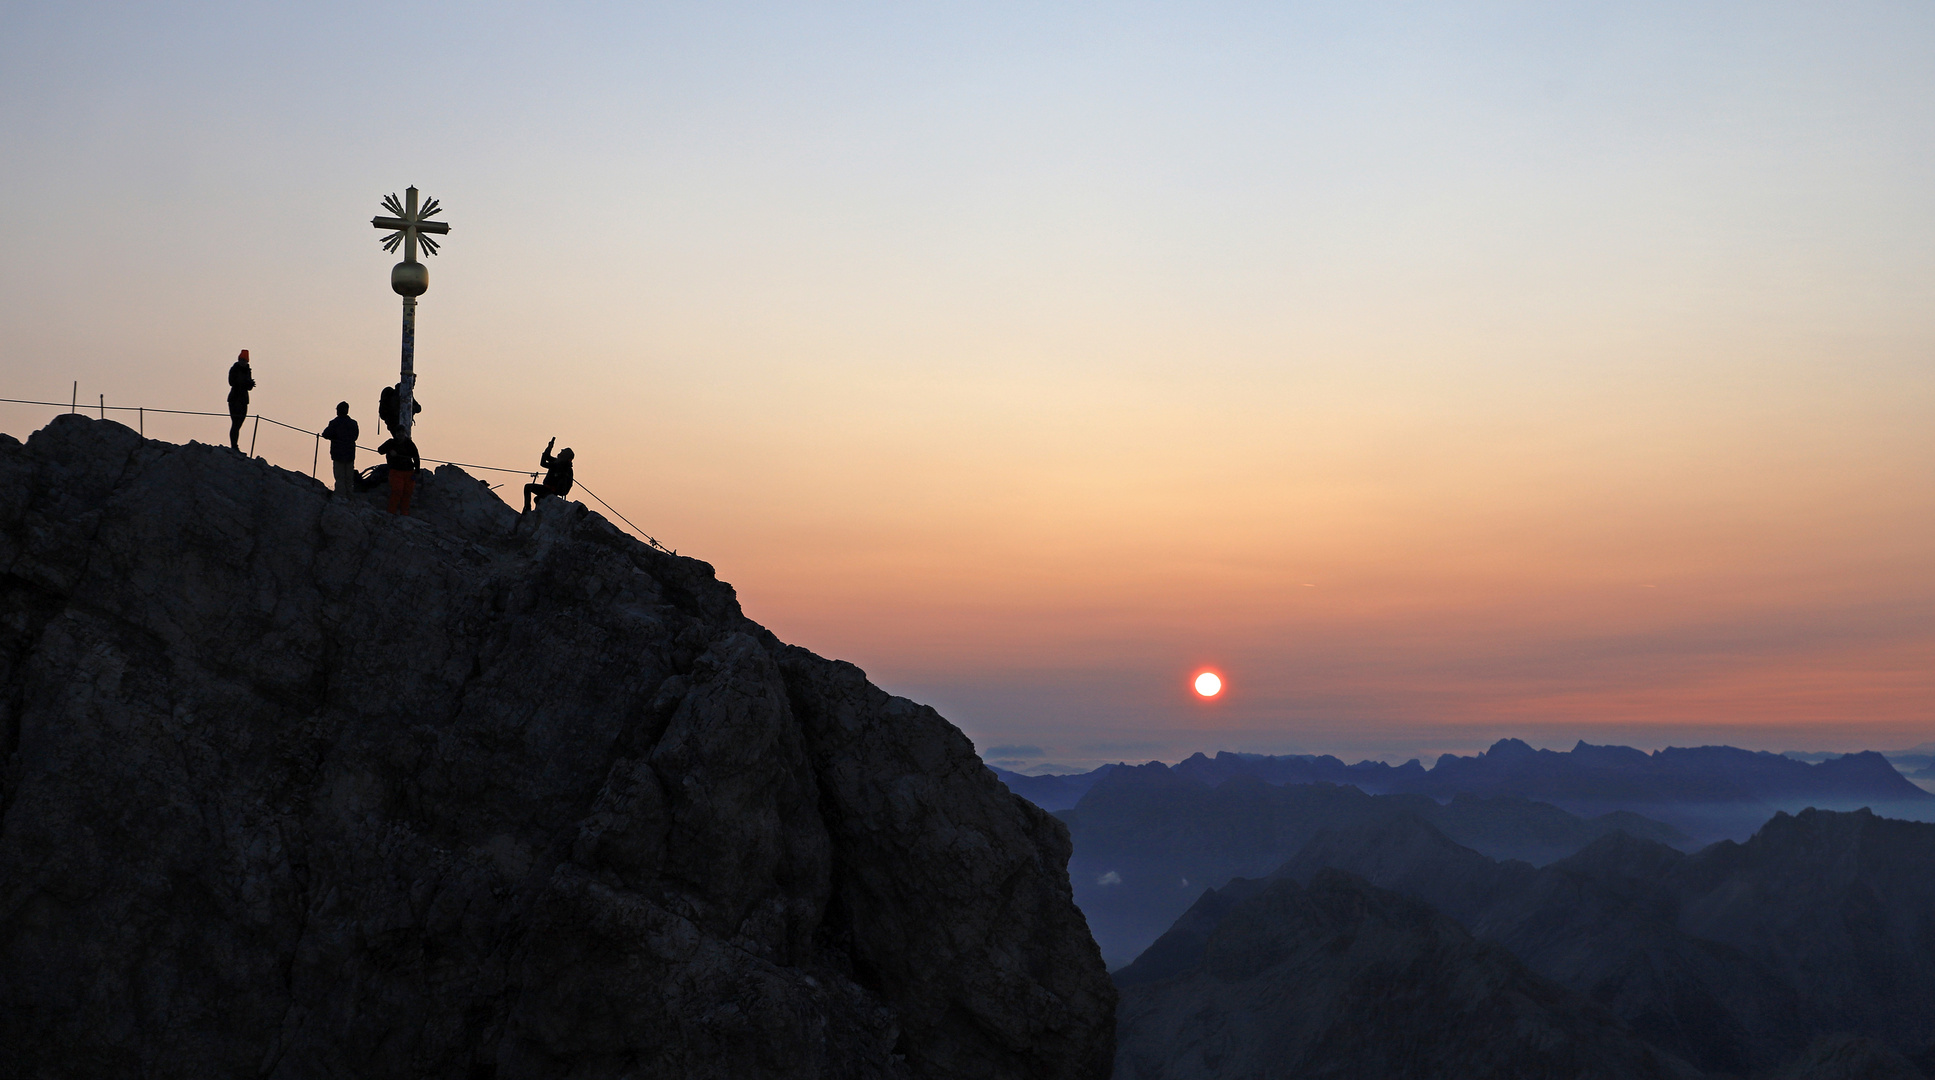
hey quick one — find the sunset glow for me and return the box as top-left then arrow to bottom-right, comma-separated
3,4 -> 1931,773
1194,672 -> 1224,699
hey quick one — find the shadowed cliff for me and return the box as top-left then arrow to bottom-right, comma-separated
0,415 -> 1115,1079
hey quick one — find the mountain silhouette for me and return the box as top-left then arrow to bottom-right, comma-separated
1113,869 -> 1701,1080
1002,740 -> 1934,843
1275,807 -> 1935,1075
1416,740 -> 1931,830
1059,762 -> 1686,967
0,416 -> 1114,1079
990,764 -> 1120,810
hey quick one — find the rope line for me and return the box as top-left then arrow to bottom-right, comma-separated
0,394 -> 675,554
574,480 -> 674,555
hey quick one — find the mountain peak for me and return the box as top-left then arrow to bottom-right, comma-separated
1487,737 -> 1540,759
0,416 -> 1114,1078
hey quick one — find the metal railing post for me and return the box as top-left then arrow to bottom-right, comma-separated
249,415 -> 260,457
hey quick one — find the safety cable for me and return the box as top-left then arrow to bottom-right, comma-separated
0,394 -> 675,554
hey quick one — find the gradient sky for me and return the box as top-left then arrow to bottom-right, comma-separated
4,2 -> 1932,769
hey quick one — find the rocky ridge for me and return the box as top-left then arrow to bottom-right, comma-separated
1113,869 -> 1701,1080
0,415 -> 1114,1079
1277,808 -> 1935,1075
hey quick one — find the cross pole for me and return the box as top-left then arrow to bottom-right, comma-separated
371,186 -> 450,438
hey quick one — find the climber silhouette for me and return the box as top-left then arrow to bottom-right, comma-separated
226,350 -> 254,450
378,383 -> 421,437
321,402 -> 359,495
375,430 -> 420,515
522,438 -> 574,514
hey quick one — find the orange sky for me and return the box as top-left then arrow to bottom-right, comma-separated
3,3 -> 1932,768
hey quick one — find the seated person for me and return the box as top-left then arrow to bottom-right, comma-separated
522,437 -> 574,514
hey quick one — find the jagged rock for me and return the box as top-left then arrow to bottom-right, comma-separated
0,416 -> 1114,1079
1113,869 -> 1700,1080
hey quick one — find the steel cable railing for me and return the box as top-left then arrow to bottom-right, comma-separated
0,392 -> 675,555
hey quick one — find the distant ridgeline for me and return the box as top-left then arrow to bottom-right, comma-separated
993,737 -> 1935,816
996,740 -> 1935,971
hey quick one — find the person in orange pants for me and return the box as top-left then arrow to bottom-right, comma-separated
376,431 -> 420,514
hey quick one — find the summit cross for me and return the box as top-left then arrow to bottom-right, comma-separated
370,186 -> 451,438
372,186 -> 449,264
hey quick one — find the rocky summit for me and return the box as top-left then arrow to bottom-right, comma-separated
0,415 -> 1114,1079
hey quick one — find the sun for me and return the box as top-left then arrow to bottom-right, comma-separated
1193,671 -> 1223,698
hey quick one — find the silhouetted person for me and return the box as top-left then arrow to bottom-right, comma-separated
522,437 -> 574,513
378,383 -> 421,437
376,431 -> 420,515
321,402 -> 359,495
226,350 -> 254,450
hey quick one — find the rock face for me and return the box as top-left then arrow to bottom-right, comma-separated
0,416 -> 1114,1079
1112,869 -> 1699,1080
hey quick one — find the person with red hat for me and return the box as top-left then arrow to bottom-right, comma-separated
226,350 -> 254,451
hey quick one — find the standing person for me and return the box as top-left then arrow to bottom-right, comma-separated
521,437 -> 575,513
375,429 -> 420,515
378,383 -> 421,437
321,402 -> 360,495
226,350 -> 254,450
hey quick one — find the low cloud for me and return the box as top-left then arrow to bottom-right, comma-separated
1078,741 -> 1167,757
1097,871 -> 1121,886
983,744 -> 1046,758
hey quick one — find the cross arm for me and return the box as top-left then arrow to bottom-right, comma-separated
371,216 -> 451,234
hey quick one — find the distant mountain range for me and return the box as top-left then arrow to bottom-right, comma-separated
999,738 -> 1933,968
1115,808 -> 1935,1078
995,738 -> 1935,843
1792,743 -> 1935,776
1414,739 -> 1930,806
997,739 -> 1933,811
1055,763 -> 1689,968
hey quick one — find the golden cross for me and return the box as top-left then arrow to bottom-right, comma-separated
371,186 -> 450,263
